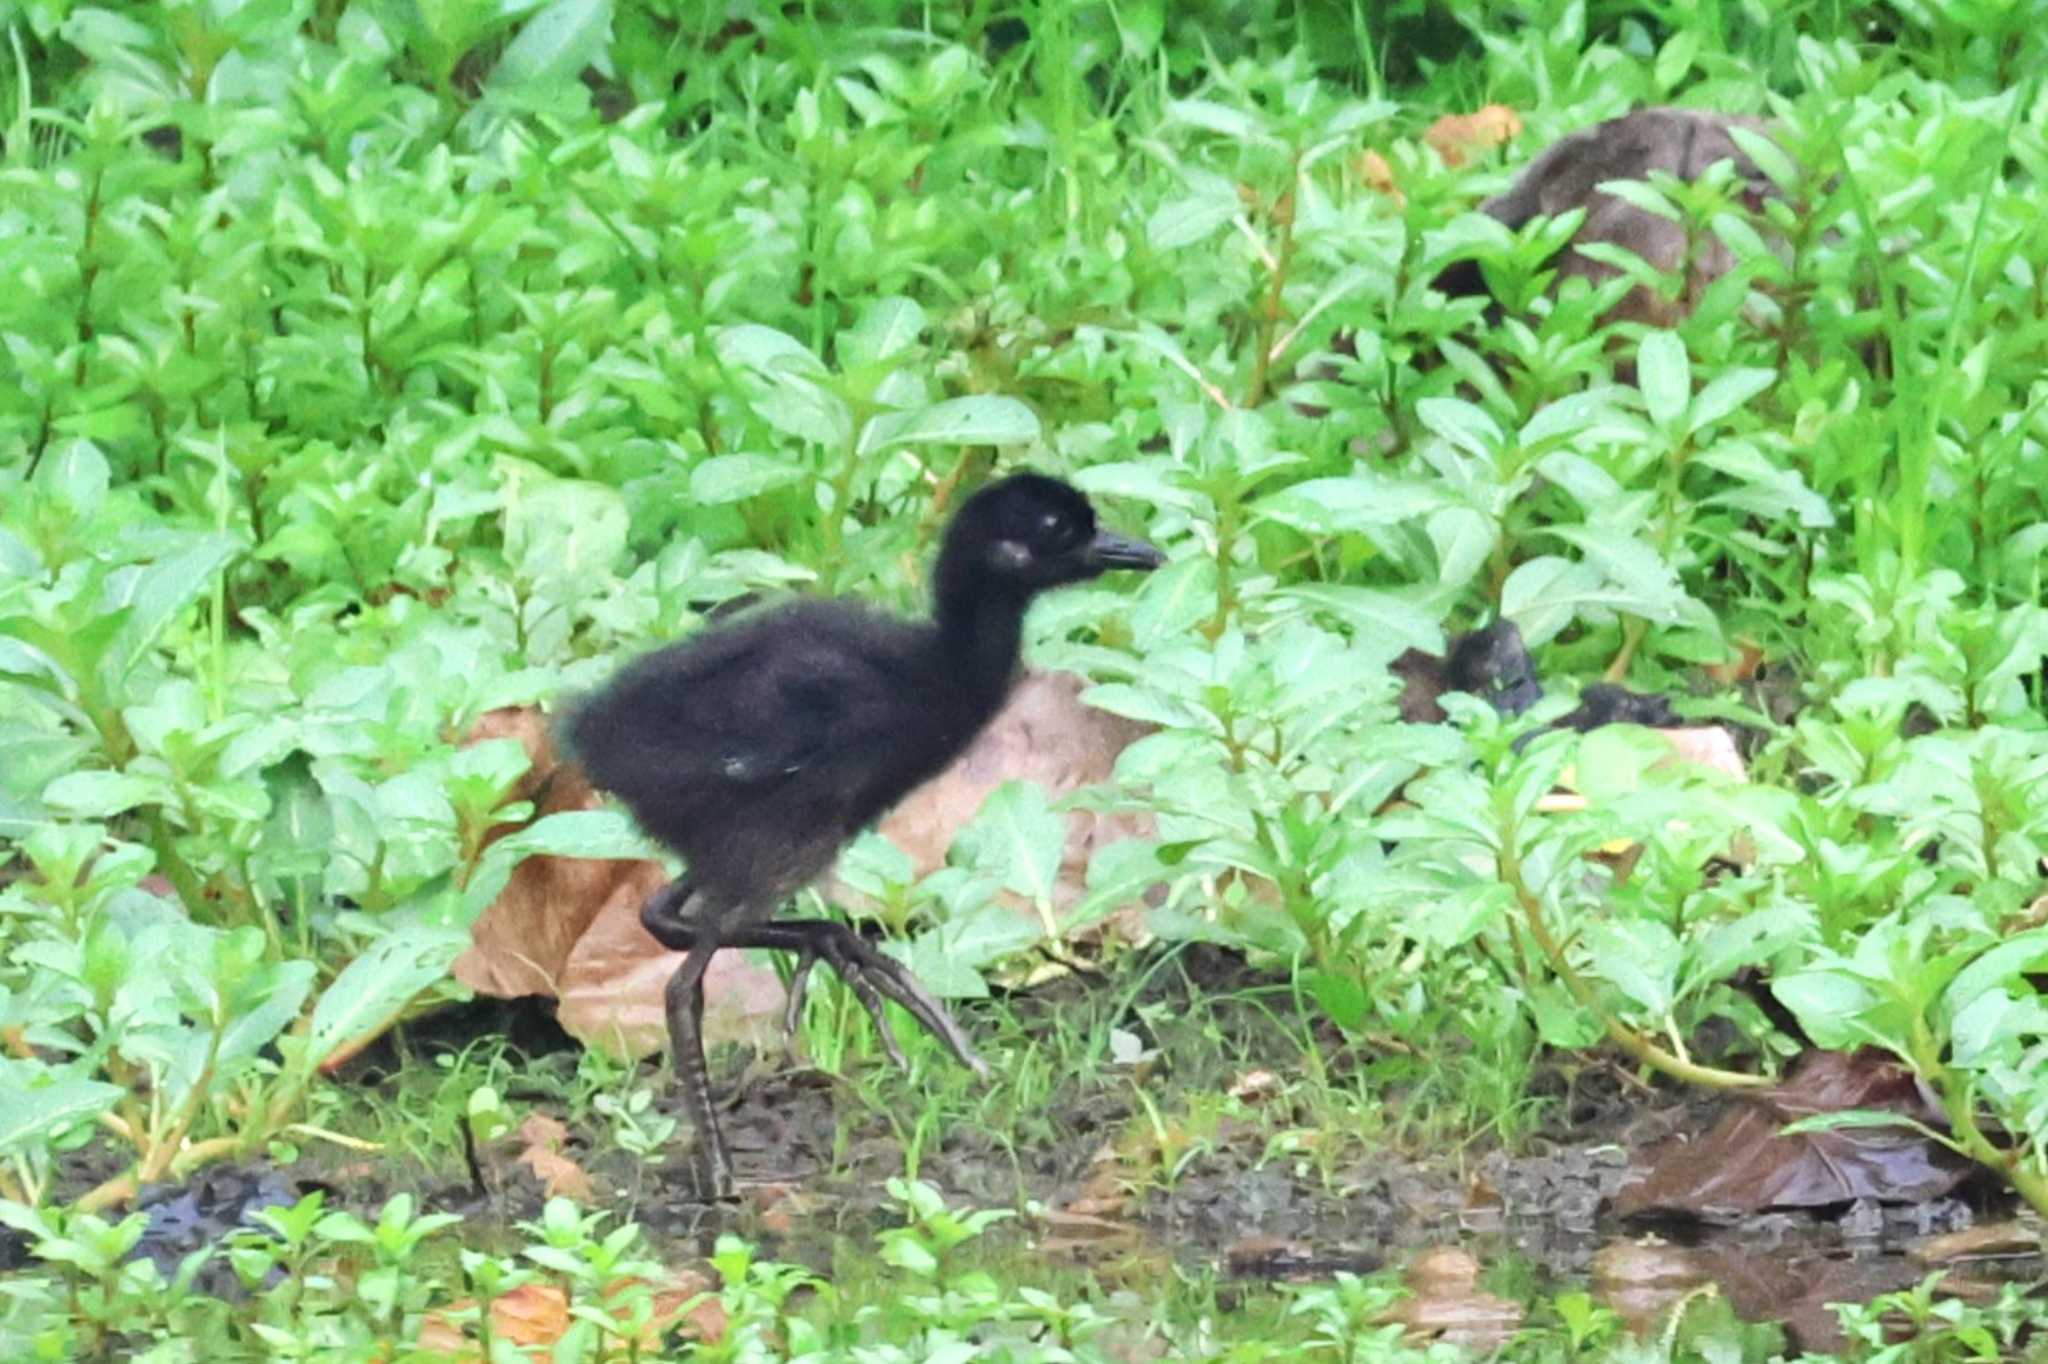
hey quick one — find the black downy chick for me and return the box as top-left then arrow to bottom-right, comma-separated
565,473 -> 1164,1197
1391,619 -> 1544,725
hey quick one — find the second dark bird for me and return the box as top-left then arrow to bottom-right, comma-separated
565,472 -> 1164,1197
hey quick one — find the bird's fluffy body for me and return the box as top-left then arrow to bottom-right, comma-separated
567,596 -> 1014,918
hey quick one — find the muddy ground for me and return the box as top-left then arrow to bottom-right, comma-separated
18,944 -> 2041,1354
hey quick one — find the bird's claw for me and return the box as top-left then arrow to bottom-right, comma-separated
812,924 -> 988,1079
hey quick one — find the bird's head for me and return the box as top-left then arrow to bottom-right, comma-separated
942,472 -> 1165,598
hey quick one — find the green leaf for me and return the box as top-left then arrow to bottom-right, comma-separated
1637,331 -> 1691,432
872,396 -> 1039,449
461,809 -> 659,921
1726,124 -> 1800,191
689,453 -> 808,505
1275,585 -> 1443,656
1681,902 -> 1813,996
1948,989 -> 2048,1069
839,296 -> 926,370
1302,968 -> 1369,1033
1080,683 -> 1213,733
501,470 -> 629,585
1771,970 -> 1890,1053
37,439 -> 109,515
487,0 -> 614,96
103,533 -> 242,691
893,905 -> 1041,999
1942,929 -> 2048,1028
1584,920 -> 1679,1018
1503,557 -> 1607,648
1545,527 -> 1704,628
1596,177 -> 1681,222
1528,979 -> 1604,1048
41,769 -> 168,818
1254,475 -> 1449,534
1414,397 -> 1505,462
1146,168 -> 1236,249
0,1077 -> 124,1155
1653,26 -> 1700,89
1071,460 -> 1207,513
1165,99 -> 1272,142
878,1231 -> 939,1276
715,324 -> 828,377
754,382 -> 854,449
1687,366 -> 1776,435
1779,1109 -> 1951,1145
305,926 -> 473,1069
1064,840 -> 1168,935
953,781 -> 1063,905
1696,440 -> 1834,528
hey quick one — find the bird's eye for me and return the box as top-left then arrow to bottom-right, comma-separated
1039,512 -> 1061,532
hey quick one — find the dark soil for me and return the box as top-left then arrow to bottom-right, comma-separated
49,943 -> 2037,1351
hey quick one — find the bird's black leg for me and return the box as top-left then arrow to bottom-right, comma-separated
722,920 -> 990,1080
639,877 -> 737,1200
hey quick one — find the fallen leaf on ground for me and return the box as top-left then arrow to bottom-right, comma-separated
1591,1238 -> 1716,1332
1684,1248 -> 1959,1354
1035,1206 -> 1144,1253
1227,1069 -> 1282,1104
1224,1235 -> 1316,1278
453,707 -> 630,997
555,892 -> 786,1059
1659,725 -> 1747,779
416,1281 -> 568,1354
1614,1048 -> 1975,1218
1386,1246 -> 1524,1347
512,1113 -> 595,1202
1910,1220 -> 2044,1265
454,706 -> 787,1060
415,1268 -> 720,1360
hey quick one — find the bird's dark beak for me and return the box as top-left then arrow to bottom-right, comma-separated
1088,529 -> 1166,571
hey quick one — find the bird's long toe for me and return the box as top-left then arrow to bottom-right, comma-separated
827,950 -> 913,1071
821,928 -> 990,1079
780,948 -> 820,1059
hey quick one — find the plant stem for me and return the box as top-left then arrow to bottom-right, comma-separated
1912,1026 -> 2048,1218
1496,823 -> 1769,1091
1244,174 -> 1297,408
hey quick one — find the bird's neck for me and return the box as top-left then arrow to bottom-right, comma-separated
933,585 -> 1029,710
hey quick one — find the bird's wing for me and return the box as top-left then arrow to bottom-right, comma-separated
708,638 -> 905,786
571,615 -> 912,791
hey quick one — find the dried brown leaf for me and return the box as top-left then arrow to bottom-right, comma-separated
1388,1246 -> 1525,1347
454,706 -> 787,1060
416,1268 -> 719,1360
1615,1049 -> 1974,1218
514,1113 -> 595,1202
1352,148 -> 1405,207
1227,1069 -> 1282,1104
453,706 -> 645,998
827,671 -> 1156,942
1704,639 -> 1766,686
1426,105 -> 1522,167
